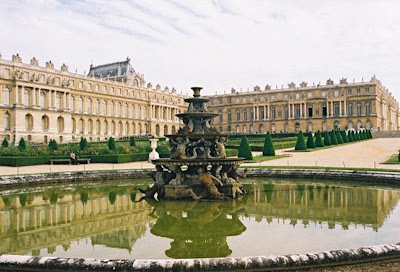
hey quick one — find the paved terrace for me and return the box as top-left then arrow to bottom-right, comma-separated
0,138 -> 399,176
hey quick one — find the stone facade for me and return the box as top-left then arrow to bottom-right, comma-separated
207,78 -> 400,134
0,54 -> 187,144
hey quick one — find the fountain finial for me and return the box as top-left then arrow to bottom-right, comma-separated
191,87 -> 202,97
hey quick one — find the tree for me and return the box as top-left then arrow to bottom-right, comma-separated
129,136 -> 136,147
335,130 -> 343,144
368,129 -> 373,139
262,132 -> 275,156
323,131 -> 331,146
1,138 -> 9,148
79,137 -> 88,151
295,131 -> 307,151
306,132 -> 316,149
363,130 -> 368,139
238,135 -> 253,160
18,137 -> 26,151
48,139 -> 58,151
341,130 -> 349,143
329,130 -> 338,145
315,130 -> 324,147
349,131 -> 353,141
355,131 -> 360,141
108,137 -> 116,152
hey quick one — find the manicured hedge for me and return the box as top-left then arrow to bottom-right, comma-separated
0,152 -> 171,167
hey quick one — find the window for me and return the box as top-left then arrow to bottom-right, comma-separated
271,107 -> 276,120
95,85 -> 99,92
284,106 -> 289,120
295,105 -> 300,118
117,102 -> 122,117
308,106 -> 313,117
227,97 -> 232,104
250,109 -> 254,120
3,87 -> 10,105
366,87 -> 370,94
357,88 -> 361,94
42,115 -> 49,132
103,101 -> 107,115
96,120 -> 101,134
322,105 -> 327,117
236,110 -> 240,121
57,117 -> 64,132
243,109 -> 247,121
79,81 -> 83,89
348,103 -> 353,116
110,102 -> 114,116
227,110 -> 231,122
40,91 -> 46,108
357,102 -> 362,116
307,92 -> 312,98
25,114 -> 33,131
295,93 -> 300,99
79,119 -> 84,133
70,96 -> 75,111
88,120 -> 93,134
56,93 -> 61,110
322,91 -> 327,97
95,100 -> 100,114
24,89 -> 30,106
88,83 -> 92,90
347,89 -> 352,95
78,97 -> 83,113
334,103 -> 340,116
124,104 -> 128,117
4,113 -> 10,130
334,90 -> 339,97
4,68 -> 10,78
260,107 -> 265,120
366,101 -> 371,116
87,99 -> 92,114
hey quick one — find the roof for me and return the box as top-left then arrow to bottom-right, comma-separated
87,57 -> 135,78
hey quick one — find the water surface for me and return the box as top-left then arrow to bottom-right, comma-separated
1,178 -> 400,259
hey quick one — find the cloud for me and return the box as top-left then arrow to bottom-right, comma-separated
1,0 -> 400,98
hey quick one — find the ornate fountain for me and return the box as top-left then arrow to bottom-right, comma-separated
142,87 -> 246,200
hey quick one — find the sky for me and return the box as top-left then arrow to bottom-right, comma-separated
1,0 -> 400,97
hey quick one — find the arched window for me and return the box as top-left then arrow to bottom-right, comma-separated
103,120 -> 108,135
130,105 -> 134,118
334,121 -> 340,131
40,91 -> 46,108
72,118 -> 76,133
357,120 -> 362,130
87,99 -> 92,114
357,102 -> 362,116
365,101 -> 370,116
118,121 -> 123,136
307,122 -> 313,132
347,103 -> 353,117
258,124 -> 264,134
124,104 -> 128,117
69,95 -> 74,111
110,102 -> 114,116
284,123 -> 289,133
243,109 -> 247,121
136,106 -> 140,119
117,103 -> 122,117
57,116 -> 64,132
88,119 -> 93,134
250,125 -> 253,133
78,119 -> 84,133
125,122 -> 129,135
295,123 -> 300,132
236,110 -> 240,121
3,87 -> 10,105
219,111 -> 223,123
56,93 -> 61,110
42,115 -> 49,132
78,97 -> 83,113
171,125 -> 175,134
132,123 -> 136,134
96,120 -> 101,134
25,114 -> 33,131
243,125 -> 247,134
164,125 -> 168,136
111,121 -> 116,135
348,121 -> 353,130
139,123 -> 142,135
103,101 -> 107,115
155,124 -> 160,136
322,122 -> 327,131
144,123 -> 148,134
271,124 -> 276,133
366,120 -> 371,129
24,89 -> 30,106
4,112 -> 10,130
143,106 -> 147,119
95,100 -> 100,114
236,126 -> 240,133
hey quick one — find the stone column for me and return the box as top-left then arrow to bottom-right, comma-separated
14,85 -> 19,105
331,101 -> 334,116
288,103 -> 291,120
300,103 -> 303,118
339,101 -> 342,116
344,100 -> 347,116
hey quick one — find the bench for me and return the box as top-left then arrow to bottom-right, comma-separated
50,158 -> 91,165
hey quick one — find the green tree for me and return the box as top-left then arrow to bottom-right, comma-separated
1,138 -> 9,148
262,132 -> 275,156
295,131 -> 307,151
329,130 -> 338,145
323,131 -> 331,146
335,130 -> 344,144
18,138 -> 26,151
315,130 -> 324,147
306,132 -> 316,148
347,131 -> 353,142
108,137 -> 116,152
341,131 -> 349,143
355,131 -> 360,141
48,139 -> 58,151
79,137 -> 88,151
363,130 -> 368,139
238,135 -> 253,160
129,136 -> 136,147
368,129 -> 373,139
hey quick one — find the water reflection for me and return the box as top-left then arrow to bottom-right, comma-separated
0,180 -> 399,259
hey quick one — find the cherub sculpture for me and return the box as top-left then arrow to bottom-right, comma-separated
170,137 -> 189,159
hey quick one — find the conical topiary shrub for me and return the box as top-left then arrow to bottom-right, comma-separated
329,130 -> 338,145
315,130 -> 324,147
335,130 -> 343,144
79,137 -> 88,150
363,130 -> 368,139
368,129 -> 373,139
295,131 -> 307,151
306,132 -> 316,148
129,136 -> 136,146
262,132 -> 275,156
1,138 -> 9,148
347,131 -> 353,142
341,130 -> 349,143
323,131 -> 331,146
355,131 -> 360,141
18,138 -> 26,151
108,137 -> 116,152
238,135 -> 253,160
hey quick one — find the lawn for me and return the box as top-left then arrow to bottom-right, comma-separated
244,155 -> 288,163
383,154 -> 400,164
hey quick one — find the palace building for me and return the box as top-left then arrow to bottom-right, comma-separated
0,54 -> 187,144
0,53 -> 399,144
207,78 -> 400,134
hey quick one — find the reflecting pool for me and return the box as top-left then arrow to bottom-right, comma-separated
1,178 -> 400,259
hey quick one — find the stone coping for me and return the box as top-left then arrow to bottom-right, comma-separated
0,243 -> 400,271
1,167 -> 400,187
2,168 -> 400,270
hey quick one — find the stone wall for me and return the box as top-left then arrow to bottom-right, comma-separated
372,130 -> 400,138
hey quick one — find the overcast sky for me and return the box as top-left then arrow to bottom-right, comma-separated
1,0 -> 399,97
